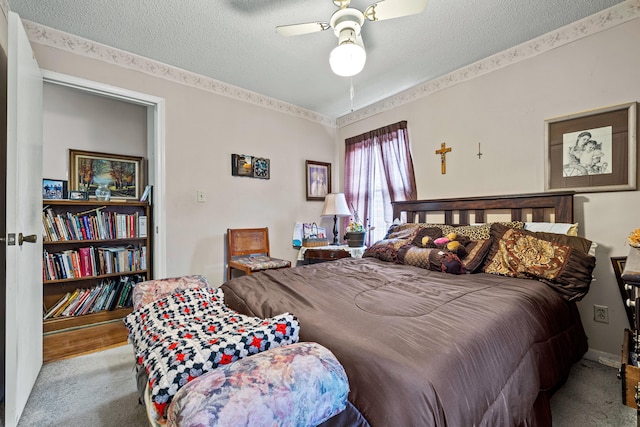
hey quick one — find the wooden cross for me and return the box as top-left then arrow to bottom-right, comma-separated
435,142 -> 451,174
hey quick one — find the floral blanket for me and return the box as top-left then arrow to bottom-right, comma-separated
123,287 -> 299,420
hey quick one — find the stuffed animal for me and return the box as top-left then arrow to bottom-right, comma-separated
424,232 -> 471,275
423,232 -> 470,258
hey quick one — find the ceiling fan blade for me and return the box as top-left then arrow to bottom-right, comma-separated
276,22 -> 331,36
364,0 -> 428,22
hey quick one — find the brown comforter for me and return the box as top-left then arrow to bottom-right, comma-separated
221,257 -> 587,427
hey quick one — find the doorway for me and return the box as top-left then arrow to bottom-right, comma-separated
41,71 -> 166,279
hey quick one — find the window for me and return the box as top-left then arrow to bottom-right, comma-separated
344,121 -> 417,245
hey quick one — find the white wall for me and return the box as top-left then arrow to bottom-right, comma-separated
338,18 -> 640,356
31,43 -> 338,288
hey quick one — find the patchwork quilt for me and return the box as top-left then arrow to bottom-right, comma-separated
123,287 -> 299,420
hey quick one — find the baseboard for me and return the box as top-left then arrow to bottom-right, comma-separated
584,348 -> 620,369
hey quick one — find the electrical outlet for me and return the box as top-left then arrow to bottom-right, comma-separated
594,305 -> 609,323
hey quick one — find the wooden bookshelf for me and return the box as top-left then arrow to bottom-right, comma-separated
41,199 -> 152,363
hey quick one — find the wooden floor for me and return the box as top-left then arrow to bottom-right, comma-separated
43,320 -> 129,363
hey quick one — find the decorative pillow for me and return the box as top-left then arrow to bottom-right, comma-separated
384,223 -> 421,240
132,275 -> 210,310
384,223 -> 455,240
452,221 -> 524,241
511,227 -> 592,255
418,223 -> 456,235
462,239 -> 492,273
524,222 -> 579,236
412,227 -> 443,247
397,245 -> 467,274
397,245 -> 442,270
363,238 -> 412,263
167,342 -> 349,427
483,224 -> 595,301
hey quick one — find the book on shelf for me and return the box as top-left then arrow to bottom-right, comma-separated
65,288 -> 89,316
140,185 -> 151,202
52,288 -> 80,318
138,216 -> 147,238
43,275 -> 143,320
42,205 -> 147,243
44,292 -> 71,319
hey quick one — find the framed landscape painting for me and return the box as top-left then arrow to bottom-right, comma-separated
545,102 -> 637,193
69,150 -> 144,200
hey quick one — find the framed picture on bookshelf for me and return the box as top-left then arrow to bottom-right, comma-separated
42,178 -> 67,200
69,150 -> 144,200
68,190 -> 88,200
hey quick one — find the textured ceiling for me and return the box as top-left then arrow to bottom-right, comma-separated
8,0 -> 626,119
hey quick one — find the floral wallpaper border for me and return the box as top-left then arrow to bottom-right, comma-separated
17,1 -> 640,128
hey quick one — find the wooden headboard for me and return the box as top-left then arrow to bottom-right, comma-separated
391,191 -> 575,225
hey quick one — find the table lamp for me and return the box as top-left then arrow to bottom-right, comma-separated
321,193 -> 351,245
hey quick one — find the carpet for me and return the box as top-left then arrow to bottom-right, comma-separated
4,344 -> 637,426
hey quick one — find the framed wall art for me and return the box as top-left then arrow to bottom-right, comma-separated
69,150 -> 144,200
231,154 -> 253,177
252,157 -> 270,179
42,178 -> 67,200
545,102 -> 637,193
305,160 -> 331,201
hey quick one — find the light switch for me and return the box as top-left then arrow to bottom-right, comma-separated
196,190 -> 206,203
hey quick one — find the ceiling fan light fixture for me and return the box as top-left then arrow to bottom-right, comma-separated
330,41 -> 366,77
329,28 -> 366,77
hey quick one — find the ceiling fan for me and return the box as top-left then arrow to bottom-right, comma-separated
276,0 -> 429,77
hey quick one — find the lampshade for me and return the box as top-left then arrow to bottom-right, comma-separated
321,193 -> 351,217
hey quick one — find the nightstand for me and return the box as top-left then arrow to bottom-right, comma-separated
297,245 -> 366,265
303,248 -> 351,264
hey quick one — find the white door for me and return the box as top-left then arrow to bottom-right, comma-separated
5,11 -> 43,427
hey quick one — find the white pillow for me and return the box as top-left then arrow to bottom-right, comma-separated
523,222 -> 579,236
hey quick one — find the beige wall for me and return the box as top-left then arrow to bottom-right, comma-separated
338,18 -> 640,356
32,43 -> 338,287
27,13 -> 639,356
42,82 -> 147,181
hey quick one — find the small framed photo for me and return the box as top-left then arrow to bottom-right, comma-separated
252,157 -> 270,179
305,160 -> 331,201
231,154 -> 253,177
42,179 -> 67,200
69,190 -> 88,201
545,102 -> 637,192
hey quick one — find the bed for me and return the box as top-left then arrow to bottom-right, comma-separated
220,191 -> 595,427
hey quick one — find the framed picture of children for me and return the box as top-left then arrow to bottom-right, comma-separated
545,102 -> 636,192
305,160 -> 331,201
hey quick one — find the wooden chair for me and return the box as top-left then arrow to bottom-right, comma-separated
226,227 -> 291,280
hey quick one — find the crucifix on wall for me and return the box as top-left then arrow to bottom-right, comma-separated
435,142 -> 451,174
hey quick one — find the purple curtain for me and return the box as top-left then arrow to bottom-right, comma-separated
344,121 -> 417,245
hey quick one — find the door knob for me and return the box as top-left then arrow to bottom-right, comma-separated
18,233 -> 37,245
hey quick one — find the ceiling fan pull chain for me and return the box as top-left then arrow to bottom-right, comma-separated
350,78 -> 355,111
